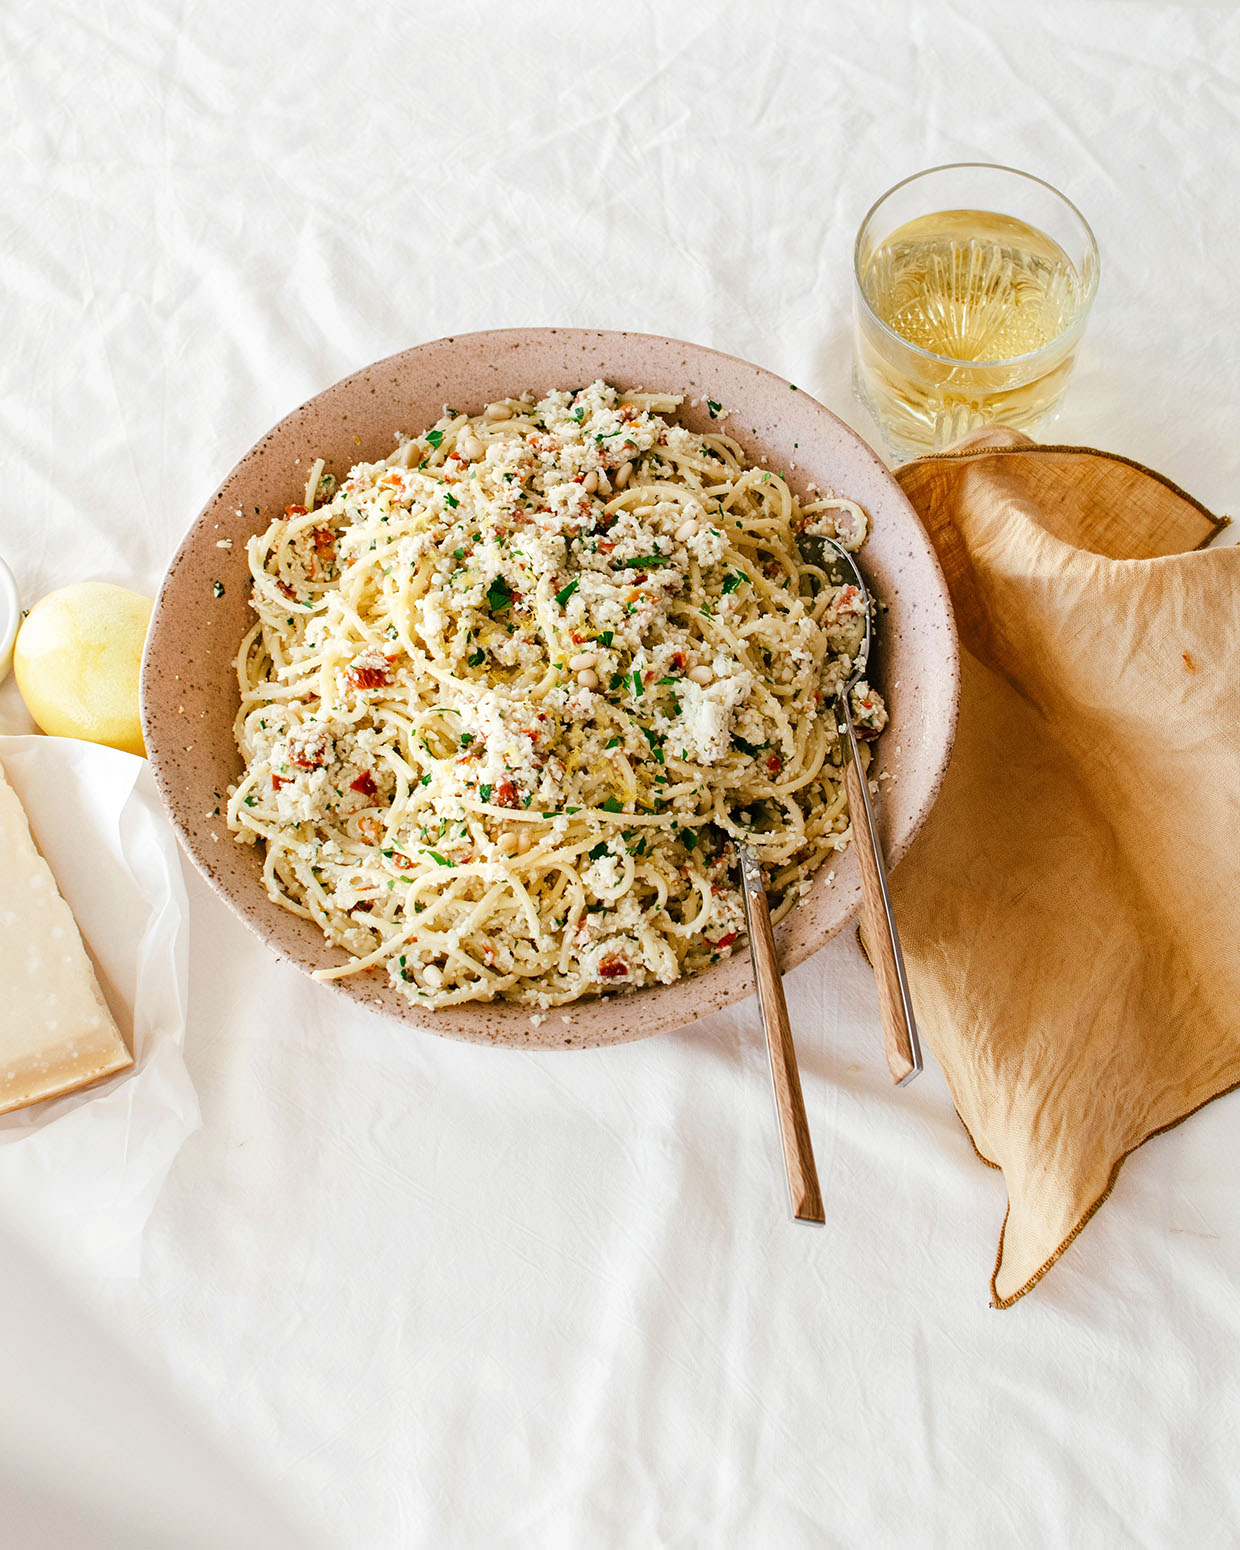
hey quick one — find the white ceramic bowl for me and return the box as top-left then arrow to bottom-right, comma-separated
0,555 -> 20,685
142,329 -> 959,1049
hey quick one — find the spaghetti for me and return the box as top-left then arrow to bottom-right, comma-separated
228,382 -> 886,1009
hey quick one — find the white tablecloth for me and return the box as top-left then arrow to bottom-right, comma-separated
2,2 -> 1238,1545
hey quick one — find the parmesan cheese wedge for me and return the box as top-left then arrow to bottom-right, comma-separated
0,761 -> 132,1116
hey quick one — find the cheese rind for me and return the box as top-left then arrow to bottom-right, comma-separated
0,761 -> 133,1116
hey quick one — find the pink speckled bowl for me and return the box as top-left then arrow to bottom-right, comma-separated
141,329 -> 959,1049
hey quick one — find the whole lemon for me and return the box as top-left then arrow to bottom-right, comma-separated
14,582 -> 154,756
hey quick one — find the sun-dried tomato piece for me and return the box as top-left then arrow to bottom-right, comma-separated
287,726 -> 331,770
599,958 -> 629,979
350,771 -> 377,797
345,665 -> 389,691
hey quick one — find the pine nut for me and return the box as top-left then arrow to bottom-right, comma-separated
460,433 -> 485,460
675,519 -> 699,541
498,831 -> 519,856
596,471 -> 612,497
582,469 -> 599,494
423,964 -> 443,988
517,828 -> 533,855
568,652 -> 598,671
687,665 -> 713,685
614,461 -> 633,489
577,669 -> 599,690
484,402 -> 511,422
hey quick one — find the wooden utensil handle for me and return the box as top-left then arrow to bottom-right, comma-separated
842,716 -> 923,1087
740,851 -> 825,1224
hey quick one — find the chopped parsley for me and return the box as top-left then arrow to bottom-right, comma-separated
555,577 -> 579,607
487,576 -> 512,613
426,428 -> 444,448
597,630 -> 614,647
706,399 -> 722,418
631,669 -> 644,698
468,648 -> 485,667
601,796 -> 623,813
721,571 -> 749,594
443,491 -> 460,509
428,852 -> 451,866
479,783 -> 493,803
621,555 -> 671,569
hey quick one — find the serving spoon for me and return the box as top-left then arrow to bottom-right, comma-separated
797,533 -> 923,1087
736,839 -> 824,1224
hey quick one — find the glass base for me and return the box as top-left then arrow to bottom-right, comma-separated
852,361 -> 1065,466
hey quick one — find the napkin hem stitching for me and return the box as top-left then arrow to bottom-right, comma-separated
984,1072 -> 1240,1310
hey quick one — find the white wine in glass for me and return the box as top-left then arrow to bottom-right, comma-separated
853,167 -> 1099,462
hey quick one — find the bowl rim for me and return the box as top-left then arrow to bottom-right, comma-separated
142,326 -> 960,1048
0,553 -> 20,684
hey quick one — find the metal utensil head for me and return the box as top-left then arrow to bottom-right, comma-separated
795,532 -> 872,692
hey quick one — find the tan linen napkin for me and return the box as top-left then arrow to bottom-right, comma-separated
888,428 -> 1239,1307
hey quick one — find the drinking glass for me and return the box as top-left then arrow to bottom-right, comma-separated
852,163 -> 1100,463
